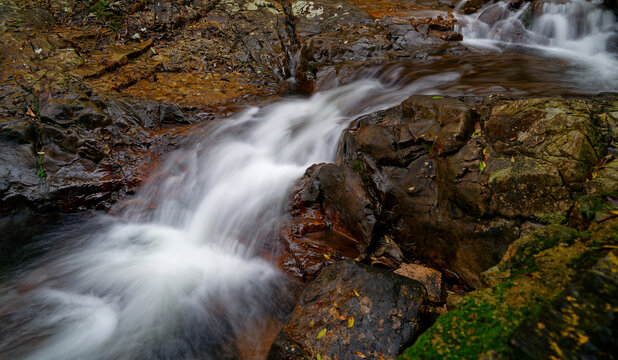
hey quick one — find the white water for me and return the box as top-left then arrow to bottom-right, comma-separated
455,0 -> 618,92
0,74 -> 460,360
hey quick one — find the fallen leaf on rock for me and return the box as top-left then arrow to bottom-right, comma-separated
510,156 -> 515,163
310,319 -> 315,327
479,160 -> 486,172
316,328 -> 327,340
353,290 -> 360,297
348,316 -> 354,328
324,254 -> 330,260
354,351 -> 366,358
26,107 -> 36,117
316,353 -> 322,360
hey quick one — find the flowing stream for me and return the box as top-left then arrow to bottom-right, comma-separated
0,75 -> 460,360
0,0 -> 617,359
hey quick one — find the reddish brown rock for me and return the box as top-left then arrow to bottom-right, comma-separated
395,263 -> 445,302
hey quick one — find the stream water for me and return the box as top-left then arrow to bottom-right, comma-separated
0,0 -> 617,359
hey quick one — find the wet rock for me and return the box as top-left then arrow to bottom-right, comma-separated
292,0 -> 467,92
395,263 -> 446,303
279,163 -> 376,280
511,249 -> 618,359
368,235 -> 406,269
328,95 -> 614,287
268,260 -> 427,360
478,4 -> 511,26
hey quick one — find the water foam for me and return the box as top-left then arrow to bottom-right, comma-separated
0,73 -> 460,360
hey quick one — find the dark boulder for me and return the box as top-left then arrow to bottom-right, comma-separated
268,260 -> 427,360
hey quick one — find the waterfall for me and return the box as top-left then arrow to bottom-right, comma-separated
454,0 -> 618,91
0,73 -> 460,360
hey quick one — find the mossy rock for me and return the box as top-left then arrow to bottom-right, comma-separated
398,217 -> 618,360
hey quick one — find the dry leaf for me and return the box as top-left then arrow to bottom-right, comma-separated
316,328 -> 327,340
354,352 -> 366,358
348,316 -> 354,328
323,254 -> 330,260
353,289 -> 360,297
479,160 -> 486,172
26,107 -> 36,117
510,156 -> 515,163
309,319 -> 315,327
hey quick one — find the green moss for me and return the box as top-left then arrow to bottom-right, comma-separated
351,160 -> 369,183
399,277 -> 547,360
398,219 -> 618,360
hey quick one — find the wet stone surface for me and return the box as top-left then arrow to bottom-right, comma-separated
268,260 -> 427,360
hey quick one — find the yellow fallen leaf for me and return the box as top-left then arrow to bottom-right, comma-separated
510,156 -> 515,163
353,289 -> 360,297
354,351 -> 367,358
316,328 -> 327,340
479,160 -> 486,172
37,151 -> 45,155
309,319 -> 314,327
348,316 -> 354,328
610,210 -> 618,215
482,148 -> 486,156
316,353 -> 322,360
353,257 -> 360,261
323,254 -> 330,260
407,186 -> 415,191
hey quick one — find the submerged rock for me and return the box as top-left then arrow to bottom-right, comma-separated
268,260 -> 427,360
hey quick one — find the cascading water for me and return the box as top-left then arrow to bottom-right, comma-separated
454,0 -> 618,92
0,73 -> 460,360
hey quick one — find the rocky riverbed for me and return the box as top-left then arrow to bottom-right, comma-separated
1,0 -> 617,359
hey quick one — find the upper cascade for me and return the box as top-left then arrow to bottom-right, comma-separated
454,0 -> 618,91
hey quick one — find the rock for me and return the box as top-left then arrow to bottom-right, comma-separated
478,4 -> 510,26
368,235 -> 406,269
446,293 -> 464,310
279,163 -> 376,280
395,263 -> 446,303
511,249 -> 618,359
267,260 -> 427,360
329,94 -> 614,287
400,217 -> 618,359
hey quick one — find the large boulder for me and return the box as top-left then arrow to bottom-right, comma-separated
281,94 -> 617,287
268,260 -> 427,360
